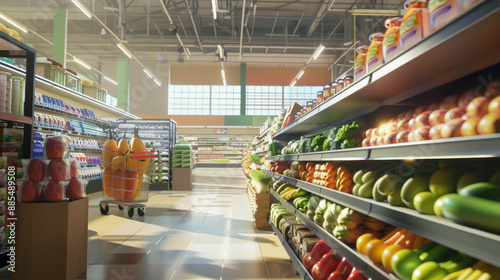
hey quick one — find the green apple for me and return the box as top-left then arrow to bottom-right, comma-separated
413,192 -> 439,215
429,168 -> 462,196
433,196 -> 446,217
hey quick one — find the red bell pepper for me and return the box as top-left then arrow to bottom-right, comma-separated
303,239 -> 331,270
327,271 -> 346,280
346,270 -> 368,280
335,257 -> 353,276
311,250 -> 340,280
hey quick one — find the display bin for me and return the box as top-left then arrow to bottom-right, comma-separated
64,69 -> 82,93
14,198 -> 89,280
83,85 -> 107,103
172,167 -> 192,190
36,62 -> 66,86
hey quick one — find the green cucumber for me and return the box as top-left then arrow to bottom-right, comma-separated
459,182 -> 500,201
441,194 -> 500,234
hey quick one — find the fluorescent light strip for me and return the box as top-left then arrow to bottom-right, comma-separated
116,44 -> 132,58
143,69 -> 153,78
211,0 -> 218,19
74,57 -> 91,70
290,80 -> 297,87
297,69 -> 305,80
221,69 -> 226,81
104,76 -> 118,85
0,12 -> 28,33
153,78 -> 162,87
71,0 -> 92,18
313,44 -> 325,60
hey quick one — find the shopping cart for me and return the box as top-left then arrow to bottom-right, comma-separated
99,148 -> 156,217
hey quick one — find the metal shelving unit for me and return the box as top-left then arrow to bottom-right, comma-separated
266,170 -> 500,268
272,0 -> 500,141
270,190 -> 397,280
269,219 -> 314,280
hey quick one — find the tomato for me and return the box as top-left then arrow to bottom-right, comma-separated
70,160 -> 79,178
45,137 -> 66,159
66,178 -> 84,200
381,244 -> 404,272
365,239 -> 388,263
356,233 -> 378,255
45,180 -> 65,202
21,180 -> 39,202
346,270 -> 368,280
27,159 -> 45,181
48,159 -> 68,181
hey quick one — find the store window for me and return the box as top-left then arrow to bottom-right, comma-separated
246,86 -> 283,116
168,85 -> 210,115
211,85 -> 241,115
283,86 -> 322,109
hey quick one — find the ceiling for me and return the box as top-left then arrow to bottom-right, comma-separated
1,0 -> 404,79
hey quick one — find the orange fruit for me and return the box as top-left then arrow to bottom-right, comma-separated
366,239 -> 389,264
356,233 -> 378,255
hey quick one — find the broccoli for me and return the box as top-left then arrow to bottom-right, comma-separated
267,140 -> 285,156
311,134 -> 327,152
323,139 -> 331,151
334,119 -> 366,149
341,138 -> 358,149
327,127 -> 338,142
299,138 -> 311,154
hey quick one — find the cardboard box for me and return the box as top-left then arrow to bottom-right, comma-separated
172,167 -> 192,191
82,85 -> 107,102
14,198 -> 88,280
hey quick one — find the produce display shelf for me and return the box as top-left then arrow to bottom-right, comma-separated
69,148 -> 101,153
268,134 -> 500,161
0,60 -> 139,120
266,171 -> 500,268
269,219 -> 314,280
270,190 -> 395,280
196,151 -> 242,155
34,105 -> 115,128
252,138 -> 266,147
258,127 -> 270,139
87,177 -> 102,181
273,0 -> 500,141
196,162 -> 241,167
254,151 -> 267,157
34,126 -> 107,139
80,164 -> 100,167
0,112 -> 33,125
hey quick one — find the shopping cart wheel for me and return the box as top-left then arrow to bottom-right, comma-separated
118,205 -> 124,210
99,204 -> 109,215
127,207 -> 134,217
138,207 -> 145,217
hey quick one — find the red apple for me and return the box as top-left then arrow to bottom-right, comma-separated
429,109 -> 448,126
362,138 -> 371,147
397,118 -> 411,132
395,112 -> 406,121
413,105 -> 428,117
429,124 -> 445,140
428,101 -> 441,112
477,113 -> 500,135
460,117 -> 481,136
441,119 -> 465,138
410,126 -> 431,142
408,118 -> 417,130
376,136 -> 385,146
378,125 -> 388,137
404,110 -> 414,119
415,111 -> 432,128
45,137 -> 67,159
371,128 -> 379,138
48,159 -> 69,181
458,89 -> 482,107
386,121 -> 398,135
488,95 -> 500,113
485,78 -> 500,97
365,128 -> 374,139
45,180 -> 65,202
369,137 -> 378,146
384,133 -> 398,145
27,159 -> 45,181
396,131 -> 411,143
20,180 -> 39,202
444,107 -> 467,123
440,94 -> 460,109
66,178 -> 84,200
70,160 -> 79,178
467,96 -> 491,118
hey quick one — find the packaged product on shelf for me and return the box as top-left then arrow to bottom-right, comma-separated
336,78 -> 344,92
12,76 -> 25,115
66,178 -> 87,200
460,0 -> 484,11
383,17 -> 403,62
22,158 -> 47,181
46,158 -> 73,181
41,180 -> 67,202
343,76 -> 354,88
0,128 -> 23,143
429,0 -> 458,31
306,101 -> 313,112
17,180 -> 41,203
323,84 -> 332,102
44,135 -> 69,159
400,0 -> 430,50
0,72 -> 11,112
366,32 -> 385,73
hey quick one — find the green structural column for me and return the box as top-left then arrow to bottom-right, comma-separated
240,62 -> 246,115
52,9 -> 68,67
117,58 -> 130,111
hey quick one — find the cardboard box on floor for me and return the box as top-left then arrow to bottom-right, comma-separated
14,198 -> 88,280
172,167 -> 193,190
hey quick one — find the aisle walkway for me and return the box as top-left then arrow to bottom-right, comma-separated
52,167 -> 299,280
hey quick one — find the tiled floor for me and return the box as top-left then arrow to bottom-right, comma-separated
0,168 -> 301,280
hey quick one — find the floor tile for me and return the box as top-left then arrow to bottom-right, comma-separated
125,264 -> 177,279
180,251 -> 224,264
266,262 -> 301,278
222,262 -> 269,278
138,250 -> 187,264
94,253 -> 146,265
188,243 -> 227,252
170,263 -> 223,279
225,243 -> 262,253
77,264 -> 134,279
223,251 -> 264,263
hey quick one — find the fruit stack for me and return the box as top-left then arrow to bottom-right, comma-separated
19,135 -> 87,203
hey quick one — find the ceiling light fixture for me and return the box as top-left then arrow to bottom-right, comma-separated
143,69 -> 153,78
290,80 -> 297,87
153,78 -> 162,87
73,57 -> 91,70
351,8 -> 400,16
296,69 -> 305,80
104,76 -> 118,85
116,43 -> 132,58
0,11 -> 28,33
221,68 -> 227,86
71,0 -> 93,18
312,44 -> 325,60
211,0 -> 218,19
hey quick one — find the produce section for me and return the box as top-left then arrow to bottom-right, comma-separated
186,136 -> 252,167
